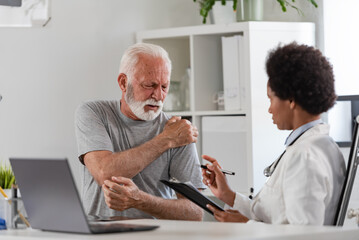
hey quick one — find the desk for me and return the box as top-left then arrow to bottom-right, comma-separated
0,219 -> 358,240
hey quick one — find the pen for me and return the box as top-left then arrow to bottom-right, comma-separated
0,186 -> 9,201
200,165 -> 235,175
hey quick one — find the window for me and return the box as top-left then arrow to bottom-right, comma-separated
323,0 -> 359,95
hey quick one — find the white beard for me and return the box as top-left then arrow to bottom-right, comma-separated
125,84 -> 163,121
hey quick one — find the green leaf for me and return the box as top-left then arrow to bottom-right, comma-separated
233,0 -> 237,11
4,176 -> 8,189
8,175 -> 15,189
290,5 -> 303,15
200,8 -> 207,17
277,0 -> 287,12
308,0 -> 318,8
0,164 -> 15,189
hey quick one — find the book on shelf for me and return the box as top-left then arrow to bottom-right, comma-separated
221,35 -> 245,111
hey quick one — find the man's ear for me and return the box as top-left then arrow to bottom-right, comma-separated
118,73 -> 127,92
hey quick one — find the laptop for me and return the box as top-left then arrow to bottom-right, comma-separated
9,157 -> 159,234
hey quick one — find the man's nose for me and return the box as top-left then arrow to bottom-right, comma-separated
152,86 -> 163,101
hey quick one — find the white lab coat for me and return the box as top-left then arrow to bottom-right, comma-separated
230,124 -> 346,225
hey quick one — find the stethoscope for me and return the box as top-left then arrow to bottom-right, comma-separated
263,151 -> 286,177
263,128 -> 312,178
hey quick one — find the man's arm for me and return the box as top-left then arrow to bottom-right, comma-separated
84,116 -> 198,185
137,193 -> 203,220
103,176 -> 203,221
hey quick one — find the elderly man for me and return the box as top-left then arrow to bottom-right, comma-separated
75,43 -> 205,220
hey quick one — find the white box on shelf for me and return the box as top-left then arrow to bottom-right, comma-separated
221,35 -> 244,111
202,116 -> 249,194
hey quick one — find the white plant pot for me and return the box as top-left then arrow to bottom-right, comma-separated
210,1 -> 237,24
0,189 -> 11,226
0,188 -> 26,229
2,189 -> 12,199
209,0 -> 264,24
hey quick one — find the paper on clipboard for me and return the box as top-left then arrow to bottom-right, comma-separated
160,179 -> 224,215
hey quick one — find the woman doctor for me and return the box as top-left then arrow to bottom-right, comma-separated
202,42 -> 346,225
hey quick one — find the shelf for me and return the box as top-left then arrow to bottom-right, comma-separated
195,110 -> 245,116
136,21 -> 315,40
164,110 -> 246,117
164,111 -> 193,116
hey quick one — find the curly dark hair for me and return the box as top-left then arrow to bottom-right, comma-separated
266,42 -> 337,115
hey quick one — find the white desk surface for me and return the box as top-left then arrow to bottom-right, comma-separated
0,219 -> 358,240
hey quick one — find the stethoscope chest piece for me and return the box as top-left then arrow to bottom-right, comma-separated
263,165 -> 272,177
263,150 -> 286,178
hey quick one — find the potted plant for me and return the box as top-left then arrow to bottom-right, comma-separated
193,0 -> 318,24
0,164 -> 16,197
0,163 -> 29,229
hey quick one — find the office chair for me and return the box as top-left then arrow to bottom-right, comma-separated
333,115 -> 359,226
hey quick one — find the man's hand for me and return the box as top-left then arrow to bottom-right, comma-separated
102,175 -> 203,220
207,204 -> 249,223
102,176 -> 142,211
160,116 -> 198,148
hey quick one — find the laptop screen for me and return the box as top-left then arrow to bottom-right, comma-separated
10,158 -> 91,233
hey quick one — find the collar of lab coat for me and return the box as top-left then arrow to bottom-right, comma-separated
285,119 -> 324,146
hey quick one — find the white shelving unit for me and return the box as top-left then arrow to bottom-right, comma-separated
137,21 -> 315,195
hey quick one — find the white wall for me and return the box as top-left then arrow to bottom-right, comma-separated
322,0 -> 359,227
262,0 -> 324,50
0,0 -> 202,188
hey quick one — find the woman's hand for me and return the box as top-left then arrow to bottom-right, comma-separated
201,155 -> 236,206
207,204 -> 249,223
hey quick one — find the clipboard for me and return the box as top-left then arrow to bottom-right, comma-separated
160,179 -> 224,215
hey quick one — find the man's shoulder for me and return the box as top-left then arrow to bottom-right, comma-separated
76,100 -> 120,116
156,112 -> 179,127
78,99 -> 119,109
160,111 -> 171,121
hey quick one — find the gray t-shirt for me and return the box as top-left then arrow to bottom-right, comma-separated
75,100 -> 205,218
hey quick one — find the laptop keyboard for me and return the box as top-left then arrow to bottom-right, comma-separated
89,222 -> 159,234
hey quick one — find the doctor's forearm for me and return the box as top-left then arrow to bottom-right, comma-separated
219,190 -> 236,207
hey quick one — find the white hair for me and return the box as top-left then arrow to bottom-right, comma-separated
119,43 -> 172,84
